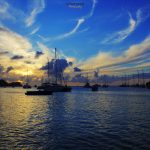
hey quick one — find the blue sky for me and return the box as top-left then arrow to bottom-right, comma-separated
0,0 -> 150,80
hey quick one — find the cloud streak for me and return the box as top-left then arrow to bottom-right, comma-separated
25,0 -> 45,27
30,26 -> 40,35
66,35 -> 150,74
0,0 -> 15,20
54,19 -> 85,40
102,8 -> 148,44
0,26 -> 32,56
89,0 -> 97,18
59,0 -> 97,39
40,0 -> 97,41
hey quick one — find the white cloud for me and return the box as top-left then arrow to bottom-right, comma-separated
0,26 -> 32,56
0,0 -> 15,20
39,0 -> 97,41
0,26 -> 54,77
89,0 -> 97,18
71,35 -> 150,74
54,18 -> 85,40
59,0 -> 97,39
25,0 -> 45,27
102,8 -> 149,44
37,42 -> 76,62
30,26 -> 40,35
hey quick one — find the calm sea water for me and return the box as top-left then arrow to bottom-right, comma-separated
0,87 -> 150,150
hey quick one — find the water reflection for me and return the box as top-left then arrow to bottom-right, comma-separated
0,87 -> 150,149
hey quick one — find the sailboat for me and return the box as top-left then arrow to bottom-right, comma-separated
83,73 -> 91,88
91,71 -> 99,91
23,69 -> 31,89
37,48 -> 72,92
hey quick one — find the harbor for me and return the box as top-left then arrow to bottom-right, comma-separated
0,0 -> 150,149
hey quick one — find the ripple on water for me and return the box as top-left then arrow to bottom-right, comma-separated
0,87 -> 150,149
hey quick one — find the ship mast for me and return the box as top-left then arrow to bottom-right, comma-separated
26,68 -> 29,84
47,58 -> 50,82
55,48 -> 58,84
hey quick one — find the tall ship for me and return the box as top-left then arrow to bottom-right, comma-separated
37,48 -> 72,92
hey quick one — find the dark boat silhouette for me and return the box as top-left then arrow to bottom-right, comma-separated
102,84 -> 109,88
146,81 -> 150,89
23,83 -> 31,89
83,82 -> 91,88
25,90 -> 52,95
37,83 -> 71,92
37,48 -> 72,92
91,84 -> 99,91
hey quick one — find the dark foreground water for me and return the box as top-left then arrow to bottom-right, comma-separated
0,87 -> 150,150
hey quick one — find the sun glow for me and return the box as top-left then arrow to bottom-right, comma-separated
14,70 -> 33,76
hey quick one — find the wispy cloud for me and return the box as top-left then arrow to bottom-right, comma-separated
30,26 -> 40,35
68,35 -> 150,74
88,0 -> 97,18
39,18 -> 86,41
39,0 -> 97,41
58,0 -> 97,39
0,25 -> 32,56
54,19 -> 85,40
0,0 -> 26,24
25,0 -> 45,27
102,8 -> 149,44
0,0 -> 15,21
0,25 -> 57,77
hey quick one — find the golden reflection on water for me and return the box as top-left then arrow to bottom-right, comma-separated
0,88 -> 49,128
0,87 -> 150,149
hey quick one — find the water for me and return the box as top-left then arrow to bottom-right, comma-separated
0,87 -> 150,150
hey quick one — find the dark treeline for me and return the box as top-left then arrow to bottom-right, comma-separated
0,79 -> 22,87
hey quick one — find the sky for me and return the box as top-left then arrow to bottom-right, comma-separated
0,0 -> 150,82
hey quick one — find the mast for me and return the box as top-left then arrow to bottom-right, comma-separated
132,74 -> 135,86
58,56 -> 64,85
142,69 -> 145,86
26,69 -> 28,83
47,58 -> 50,82
124,74 -> 127,86
55,48 -> 58,84
137,70 -> 140,86
127,75 -> 129,87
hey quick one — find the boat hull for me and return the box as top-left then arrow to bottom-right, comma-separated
37,84 -> 72,92
25,90 -> 52,95
91,87 -> 98,91
23,84 -> 32,89
91,84 -> 99,91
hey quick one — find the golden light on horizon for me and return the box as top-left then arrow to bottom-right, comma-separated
17,80 -> 23,83
14,70 -> 34,76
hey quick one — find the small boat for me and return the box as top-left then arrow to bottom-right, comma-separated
83,82 -> 91,88
91,84 -> 99,91
102,84 -> 109,88
23,83 -> 31,89
146,81 -> 150,89
25,90 -> 52,95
